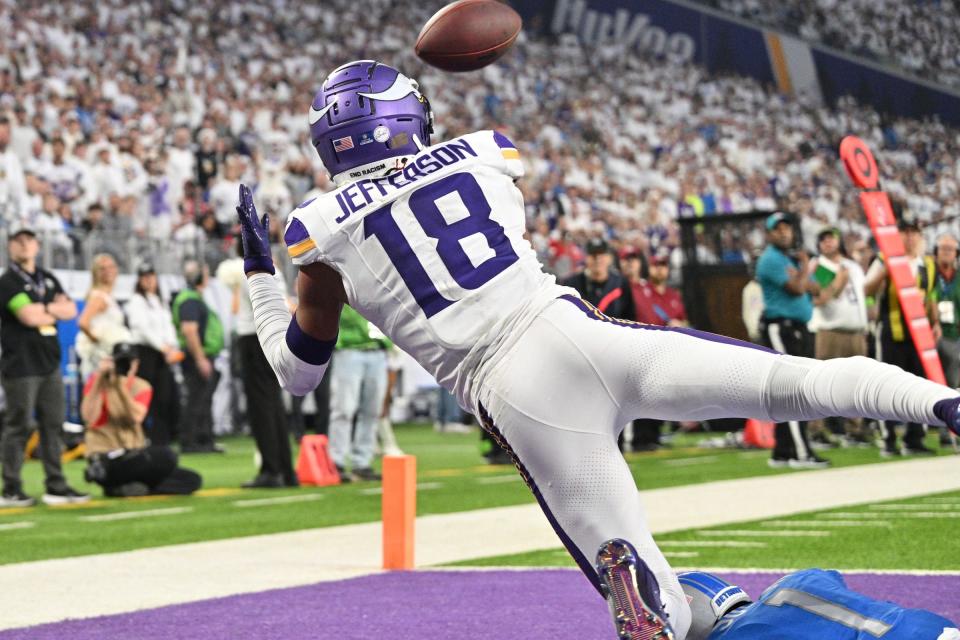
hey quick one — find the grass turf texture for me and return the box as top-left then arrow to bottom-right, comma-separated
1,426 -> 952,565
453,489 -> 960,571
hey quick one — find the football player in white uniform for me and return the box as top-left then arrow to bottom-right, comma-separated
238,60 -> 960,640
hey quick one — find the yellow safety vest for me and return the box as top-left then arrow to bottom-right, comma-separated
887,255 -> 935,342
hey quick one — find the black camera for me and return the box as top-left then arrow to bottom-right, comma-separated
84,453 -> 107,483
112,342 -> 136,376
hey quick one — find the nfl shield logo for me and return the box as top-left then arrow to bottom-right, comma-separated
333,136 -> 354,152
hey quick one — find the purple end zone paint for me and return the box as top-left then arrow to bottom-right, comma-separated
2,570 -> 956,640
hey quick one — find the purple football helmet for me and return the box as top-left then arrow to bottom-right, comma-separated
309,60 -> 433,185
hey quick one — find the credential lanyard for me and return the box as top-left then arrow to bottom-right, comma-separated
8,262 -> 46,300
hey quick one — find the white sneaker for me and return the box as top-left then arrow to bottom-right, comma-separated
0,491 -> 36,507
442,422 -> 473,434
42,486 -> 91,505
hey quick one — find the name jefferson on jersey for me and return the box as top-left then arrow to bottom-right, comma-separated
283,130 -> 564,406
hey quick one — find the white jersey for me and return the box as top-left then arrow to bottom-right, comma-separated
811,256 -> 868,332
283,130 -> 569,408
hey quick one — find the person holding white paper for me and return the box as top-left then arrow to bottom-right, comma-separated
809,227 -> 871,446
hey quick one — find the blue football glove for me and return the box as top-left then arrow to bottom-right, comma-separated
236,183 -> 275,275
934,396 -> 960,437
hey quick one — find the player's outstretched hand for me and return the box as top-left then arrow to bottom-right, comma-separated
237,184 -> 275,275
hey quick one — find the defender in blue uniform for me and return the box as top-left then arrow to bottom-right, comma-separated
680,569 -> 959,640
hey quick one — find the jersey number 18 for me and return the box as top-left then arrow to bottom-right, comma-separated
364,172 -> 519,317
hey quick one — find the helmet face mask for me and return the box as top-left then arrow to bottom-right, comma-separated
309,60 -> 434,185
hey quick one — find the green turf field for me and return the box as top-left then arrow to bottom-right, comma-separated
1,425 -> 953,565
453,490 -> 960,571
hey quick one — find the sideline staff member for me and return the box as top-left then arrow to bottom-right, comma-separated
756,212 -> 828,469
0,225 -> 89,506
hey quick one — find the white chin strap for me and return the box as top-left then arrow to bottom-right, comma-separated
332,155 -> 415,187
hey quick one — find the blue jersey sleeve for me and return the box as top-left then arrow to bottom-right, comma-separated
710,570 -> 958,640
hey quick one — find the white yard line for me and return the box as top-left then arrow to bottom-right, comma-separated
0,455 -> 956,630
881,512 -> 960,518
697,529 -> 832,537
760,519 -> 892,527
358,481 -> 444,496
823,509 -> 960,518
79,507 -> 192,522
663,456 -> 720,467
0,522 -> 34,531
663,551 -> 700,558
233,494 -> 325,508
658,540 -> 767,548
476,475 -> 524,485
870,503 -> 960,511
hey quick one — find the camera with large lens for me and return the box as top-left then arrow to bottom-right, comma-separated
84,453 -> 107,483
111,342 -> 136,376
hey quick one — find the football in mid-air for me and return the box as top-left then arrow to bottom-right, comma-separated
415,0 -> 522,72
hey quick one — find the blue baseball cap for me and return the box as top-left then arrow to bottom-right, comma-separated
765,212 -> 792,231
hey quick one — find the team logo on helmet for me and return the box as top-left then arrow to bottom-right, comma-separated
357,72 -> 422,102
308,100 -> 336,125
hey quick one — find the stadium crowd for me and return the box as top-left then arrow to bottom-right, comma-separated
694,0 -> 960,89
2,0 -> 960,278
0,0 -> 959,500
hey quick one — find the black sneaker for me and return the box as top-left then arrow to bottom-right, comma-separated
242,473 -> 285,489
181,443 -> 226,455
789,455 -> 831,469
351,467 -> 382,482
42,486 -> 91,505
596,538 -> 675,640
901,444 -> 936,456
0,490 -> 36,507
104,482 -> 150,498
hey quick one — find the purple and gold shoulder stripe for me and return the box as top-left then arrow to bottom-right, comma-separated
493,130 -> 520,161
284,217 -> 317,259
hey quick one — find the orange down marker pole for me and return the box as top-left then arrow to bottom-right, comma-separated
382,454 -> 416,570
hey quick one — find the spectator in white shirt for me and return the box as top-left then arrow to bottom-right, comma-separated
39,137 -> 84,208
208,156 -> 245,227
165,126 -> 195,208
126,262 -> 182,445
9,106 -> 38,165
0,117 -> 27,224
809,228 -> 872,446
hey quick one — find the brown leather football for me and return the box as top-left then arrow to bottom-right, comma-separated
415,0 -> 522,72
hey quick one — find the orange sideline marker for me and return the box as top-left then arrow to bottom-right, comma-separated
743,418 -> 775,449
382,454 -> 416,570
296,435 -> 341,486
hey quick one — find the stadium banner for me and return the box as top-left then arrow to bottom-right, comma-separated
510,0 -> 774,83
510,0 -> 960,125
811,48 -> 960,125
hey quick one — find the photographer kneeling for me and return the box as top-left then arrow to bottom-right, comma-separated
82,343 -> 202,497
